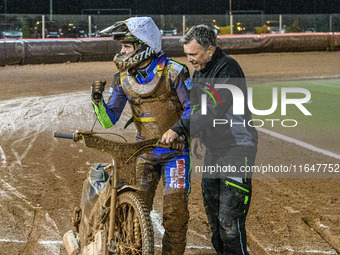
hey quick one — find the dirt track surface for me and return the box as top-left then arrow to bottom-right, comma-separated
1,51 -> 340,255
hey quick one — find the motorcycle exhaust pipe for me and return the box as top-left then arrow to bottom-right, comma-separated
63,230 -> 80,255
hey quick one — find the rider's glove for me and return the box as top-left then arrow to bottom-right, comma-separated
91,81 -> 106,104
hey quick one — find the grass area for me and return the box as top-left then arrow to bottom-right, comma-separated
248,79 -> 340,136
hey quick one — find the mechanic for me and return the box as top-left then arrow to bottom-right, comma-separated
91,17 -> 192,255
162,25 -> 258,255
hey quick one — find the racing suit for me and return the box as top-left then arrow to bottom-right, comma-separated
93,52 -> 191,255
172,47 -> 258,255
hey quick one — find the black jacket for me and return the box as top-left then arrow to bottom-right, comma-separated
171,47 -> 258,150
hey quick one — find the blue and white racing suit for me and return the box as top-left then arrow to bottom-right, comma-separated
92,52 -> 192,255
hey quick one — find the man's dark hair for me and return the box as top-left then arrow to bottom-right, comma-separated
179,25 -> 217,49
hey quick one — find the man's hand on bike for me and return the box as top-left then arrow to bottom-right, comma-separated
91,80 -> 106,104
161,129 -> 179,144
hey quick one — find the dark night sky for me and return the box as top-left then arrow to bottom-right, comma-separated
1,0 -> 340,14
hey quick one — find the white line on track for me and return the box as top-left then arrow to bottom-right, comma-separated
185,245 -> 213,250
189,229 -> 210,240
154,244 -> 213,250
38,240 -> 63,245
308,81 -> 340,88
0,145 -> 6,166
150,209 -> 165,235
257,127 -> 340,160
265,247 -> 337,254
0,239 -> 25,243
0,239 -> 63,245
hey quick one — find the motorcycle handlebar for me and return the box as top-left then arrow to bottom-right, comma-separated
156,141 -> 185,151
54,131 -> 185,151
54,132 -> 75,140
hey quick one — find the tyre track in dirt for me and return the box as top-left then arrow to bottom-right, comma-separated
246,132 -> 340,255
0,93 -> 97,254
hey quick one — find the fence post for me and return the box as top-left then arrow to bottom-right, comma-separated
182,15 -> 186,35
88,15 -> 92,37
50,0 -> 53,21
42,15 -> 45,39
329,14 -> 333,32
161,15 -> 165,30
279,14 -> 282,33
230,15 -> 233,35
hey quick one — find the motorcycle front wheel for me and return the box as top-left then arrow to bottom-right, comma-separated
102,191 -> 154,255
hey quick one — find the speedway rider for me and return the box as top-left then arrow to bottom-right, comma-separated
91,17 -> 192,255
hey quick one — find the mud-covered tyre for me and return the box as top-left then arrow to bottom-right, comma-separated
103,191 -> 154,255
